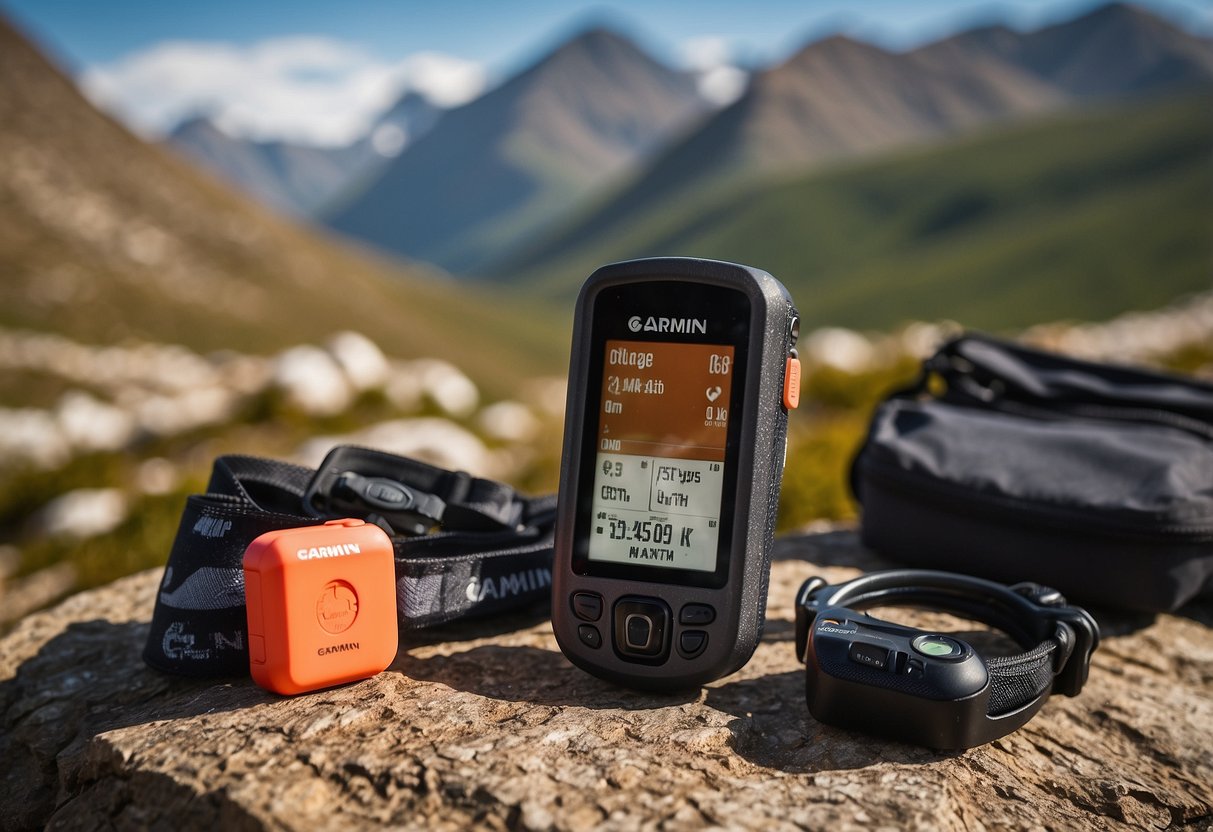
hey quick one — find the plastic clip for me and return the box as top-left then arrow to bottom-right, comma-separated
306,463 -> 445,536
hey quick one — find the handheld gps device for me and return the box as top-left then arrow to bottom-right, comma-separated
794,570 -> 1099,749
553,257 -> 800,690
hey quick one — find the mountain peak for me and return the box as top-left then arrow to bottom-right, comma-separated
1013,1 -> 1213,96
779,33 -> 890,72
814,32 -> 877,49
375,89 -> 442,127
541,23 -> 655,69
325,17 -> 705,274
168,115 -> 226,140
802,33 -> 883,55
1083,2 -> 1164,24
1049,1 -> 1198,40
563,24 -> 636,47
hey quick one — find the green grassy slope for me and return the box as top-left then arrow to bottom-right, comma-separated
518,94 -> 1212,331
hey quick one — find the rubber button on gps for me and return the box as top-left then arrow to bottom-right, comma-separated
625,615 -> 652,650
578,625 -> 602,649
848,641 -> 890,670
571,592 -> 603,622
783,356 -> 801,410
678,630 -> 708,659
679,603 -> 715,626
613,597 -> 671,661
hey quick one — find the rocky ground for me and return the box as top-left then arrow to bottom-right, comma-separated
2,527 -> 1210,831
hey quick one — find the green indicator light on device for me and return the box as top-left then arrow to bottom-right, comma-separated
918,640 -> 954,656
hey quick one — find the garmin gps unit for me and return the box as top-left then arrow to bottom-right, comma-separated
552,257 -> 800,690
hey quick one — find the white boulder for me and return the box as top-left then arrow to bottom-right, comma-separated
0,409 -> 69,469
135,457 -> 179,495
56,390 -> 136,452
296,417 -> 500,478
327,331 -> 390,392
414,359 -> 479,417
477,400 -> 541,443
804,327 -> 875,373
36,488 -> 128,539
272,346 -> 353,416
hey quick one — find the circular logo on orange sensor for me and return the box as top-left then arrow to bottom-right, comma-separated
316,580 -> 359,634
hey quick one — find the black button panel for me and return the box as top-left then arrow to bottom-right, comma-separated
848,641 -> 890,670
571,592 -> 603,622
678,630 -> 708,659
578,625 -> 602,649
679,603 -> 715,626
613,597 -> 671,663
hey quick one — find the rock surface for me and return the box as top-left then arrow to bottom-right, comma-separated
2,528 -> 1210,831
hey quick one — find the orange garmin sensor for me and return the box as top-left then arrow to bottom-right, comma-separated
243,518 -> 398,695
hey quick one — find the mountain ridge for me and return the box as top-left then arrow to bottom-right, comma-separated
324,25 -> 708,274
165,116 -> 372,216
164,91 -> 443,217
498,22 -> 1068,274
516,93 -> 1212,332
920,2 -> 1213,98
499,2 -> 1213,278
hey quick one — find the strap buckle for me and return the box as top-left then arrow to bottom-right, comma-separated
793,576 -> 830,663
1042,605 -> 1099,696
1012,581 -> 1100,696
1010,581 -> 1067,608
304,447 -> 447,536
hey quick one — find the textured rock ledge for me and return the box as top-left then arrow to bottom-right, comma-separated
2,528 -> 1211,830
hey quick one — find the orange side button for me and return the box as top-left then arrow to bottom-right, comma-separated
783,356 -> 801,410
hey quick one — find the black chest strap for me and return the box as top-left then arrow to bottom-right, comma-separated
144,446 -> 555,678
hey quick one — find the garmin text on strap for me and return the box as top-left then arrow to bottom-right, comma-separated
143,447 -> 556,678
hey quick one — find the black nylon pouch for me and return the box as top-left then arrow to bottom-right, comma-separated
851,334 -> 1213,612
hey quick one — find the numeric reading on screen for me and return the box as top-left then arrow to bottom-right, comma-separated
587,340 -> 734,572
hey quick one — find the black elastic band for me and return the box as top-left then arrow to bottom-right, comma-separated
144,446 -> 555,678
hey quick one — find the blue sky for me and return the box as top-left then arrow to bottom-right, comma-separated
6,0 -> 1208,69
3,0 -> 1208,146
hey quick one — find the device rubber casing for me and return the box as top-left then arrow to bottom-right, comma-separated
804,609 -> 1016,750
243,519 -> 398,695
794,572 -> 1100,749
552,257 -> 797,690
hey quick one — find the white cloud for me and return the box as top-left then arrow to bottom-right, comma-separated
681,36 -> 733,73
679,36 -> 748,107
400,51 -> 487,107
79,37 -> 486,147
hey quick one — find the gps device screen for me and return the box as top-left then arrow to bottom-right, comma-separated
587,340 -> 734,572
570,281 -> 750,590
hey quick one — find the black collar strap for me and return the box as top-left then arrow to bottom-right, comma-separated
795,570 -> 1099,717
144,446 -> 556,678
